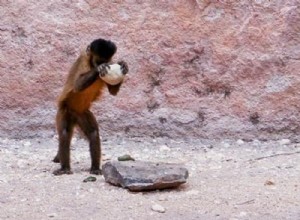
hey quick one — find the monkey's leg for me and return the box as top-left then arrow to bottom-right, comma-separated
53,111 -> 63,163
53,153 -> 60,163
53,109 -> 75,175
77,110 -> 102,175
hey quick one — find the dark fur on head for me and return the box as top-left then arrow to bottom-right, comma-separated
90,38 -> 117,60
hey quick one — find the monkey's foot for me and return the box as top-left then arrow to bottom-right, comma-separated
97,63 -> 109,77
52,155 -> 60,163
118,61 -> 129,75
90,168 -> 102,175
53,168 -> 73,176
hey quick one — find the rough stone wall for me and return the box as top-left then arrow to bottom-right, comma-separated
0,0 -> 299,140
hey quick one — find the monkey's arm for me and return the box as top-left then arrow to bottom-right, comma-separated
107,83 -> 122,96
74,69 -> 99,92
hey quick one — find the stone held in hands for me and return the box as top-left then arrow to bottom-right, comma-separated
102,161 -> 189,191
100,64 -> 125,85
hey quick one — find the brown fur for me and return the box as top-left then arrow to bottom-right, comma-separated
58,50 -> 106,112
53,46 -> 125,175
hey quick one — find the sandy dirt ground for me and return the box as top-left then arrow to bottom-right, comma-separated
0,137 -> 299,220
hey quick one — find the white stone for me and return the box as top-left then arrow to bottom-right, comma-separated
278,139 -> 291,145
23,141 -> 31,147
151,204 -> 166,213
100,64 -> 125,85
159,145 -> 171,152
236,139 -> 244,145
186,190 -> 200,196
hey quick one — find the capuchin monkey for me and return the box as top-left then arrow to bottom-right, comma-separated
53,38 -> 128,175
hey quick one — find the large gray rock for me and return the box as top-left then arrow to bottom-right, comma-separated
102,161 -> 189,191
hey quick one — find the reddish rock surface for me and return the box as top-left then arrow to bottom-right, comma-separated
0,0 -> 299,140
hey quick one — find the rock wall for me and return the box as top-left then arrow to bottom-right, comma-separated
0,0 -> 300,140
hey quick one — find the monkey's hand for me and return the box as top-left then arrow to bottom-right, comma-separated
97,63 -> 110,77
118,61 -> 129,75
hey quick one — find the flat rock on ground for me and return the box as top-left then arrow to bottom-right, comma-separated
102,161 -> 189,191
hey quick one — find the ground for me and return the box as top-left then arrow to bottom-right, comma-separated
0,137 -> 299,220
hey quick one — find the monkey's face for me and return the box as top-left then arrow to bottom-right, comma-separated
91,55 -> 111,68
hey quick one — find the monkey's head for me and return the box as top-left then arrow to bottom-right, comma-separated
87,38 -> 117,67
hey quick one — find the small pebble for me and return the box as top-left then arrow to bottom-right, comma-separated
159,145 -> 171,152
83,176 -> 97,183
264,180 -> 275,186
151,204 -> 166,213
23,141 -> 31,147
236,139 -> 244,145
278,139 -> 291,145
47,213 -> 57,218
118,154 -> 135,161
186,190 -> 200,196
